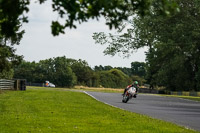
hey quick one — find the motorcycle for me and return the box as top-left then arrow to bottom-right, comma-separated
122,87 -> 137,103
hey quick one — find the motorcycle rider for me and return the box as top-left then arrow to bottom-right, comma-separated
123,81 -> 139,98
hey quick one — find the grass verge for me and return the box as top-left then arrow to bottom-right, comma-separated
0,88 -> 199,133
27,86 -> 124,93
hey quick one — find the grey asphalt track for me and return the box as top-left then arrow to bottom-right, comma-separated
85,91 -> 200,131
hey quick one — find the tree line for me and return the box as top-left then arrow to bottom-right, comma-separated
13,56 -> 146,88
93,0 -> 200,92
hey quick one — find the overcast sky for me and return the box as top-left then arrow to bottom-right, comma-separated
15,1 -> 147,68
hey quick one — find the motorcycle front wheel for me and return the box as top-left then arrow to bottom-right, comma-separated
122,95 -> 129,103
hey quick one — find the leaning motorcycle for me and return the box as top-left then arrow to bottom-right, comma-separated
122,87 -> 136,103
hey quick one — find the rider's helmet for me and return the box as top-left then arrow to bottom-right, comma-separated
133,81 -> 138,85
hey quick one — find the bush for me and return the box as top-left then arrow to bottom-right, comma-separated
99,69 -> 131,88
130,75 -> 146,86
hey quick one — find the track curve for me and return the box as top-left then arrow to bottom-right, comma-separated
85,91 -> 200,131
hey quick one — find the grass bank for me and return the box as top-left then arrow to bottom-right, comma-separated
0,88 -> 198,133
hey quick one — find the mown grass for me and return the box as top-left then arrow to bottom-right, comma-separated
27,86 -> 124,93
0,88 -> 199,133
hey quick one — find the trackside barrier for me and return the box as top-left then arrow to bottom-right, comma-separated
26,82 -> 44,87
170,91 -> 200,97
139,88 -> 169,94
140,88 -> 200,97
182,91 -> 189,96
0,79 -> 26,91
0,79 -> 14,90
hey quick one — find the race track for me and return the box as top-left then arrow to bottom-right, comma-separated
85,91 -> 200,131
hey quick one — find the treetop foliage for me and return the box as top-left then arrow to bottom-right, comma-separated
0,0 -> 178,37
93,0 -> 200,91
0,0 -> 29,39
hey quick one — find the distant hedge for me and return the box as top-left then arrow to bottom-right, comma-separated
99,69 -> 132,88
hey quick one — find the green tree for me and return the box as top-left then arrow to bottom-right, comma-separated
14,57 -> 77,87
94,65 -> 113,71
0,44 -> 23,79
52,57 -> 77,87
38,58 -> 55,83
131,61 -> 146,77
115,67 -> 132,76
0,0 -> 27,79
145,0 -> 200,91
14,61 -> 38,82
130,75 -> 146,86
94,65 -> 104,71
99,69 -> 131,88
93,0 -> 200,91
95,65 -> 132,76
69,59 -> 96,87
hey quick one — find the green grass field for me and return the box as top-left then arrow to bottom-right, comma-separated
0,88 -> 199,133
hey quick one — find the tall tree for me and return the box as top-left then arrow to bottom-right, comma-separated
69,59 -> 96,87
94,0 -> 200,91
0,33 -> 23,79
0,0 -> 28,78
131,62 -> 146,77
147,0 -> 200,91
52,57 -> 77,87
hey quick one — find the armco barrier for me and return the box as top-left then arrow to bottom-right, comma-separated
182,91 -> 189,96
170,91 -> 177,95
0,79 -> 26,91
139,88 -> 158,94
170,91 -> 200,97
0,79 -> 14,90
139,88 -> 200,97
190,91 -> 197,96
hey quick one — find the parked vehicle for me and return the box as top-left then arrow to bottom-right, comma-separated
122,86 -> 136,103
45,81 -> 55,87
48,83 -> 55,87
